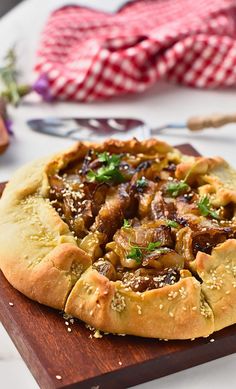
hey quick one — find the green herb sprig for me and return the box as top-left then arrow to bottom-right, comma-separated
166,161 -> 202,198
122,219 -> 131,229
197,196 -> 219,220
127,240 -> 164,264
166,220 -> 179,228
166,181 -> 189,198
136,177 -> 148,188
127,245 -> 143,264
87,152 -> 124,183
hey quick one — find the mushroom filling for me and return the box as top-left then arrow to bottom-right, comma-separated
49,148 -> 236,292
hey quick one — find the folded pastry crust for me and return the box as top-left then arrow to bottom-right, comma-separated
0,138 -> 235,339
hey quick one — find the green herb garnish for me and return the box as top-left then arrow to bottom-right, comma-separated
166,162 -> 201,198
166,220 -> 179,228
127,240 -> 162,264
127,246 -> 143,264
147,241 -> 162,251
136,177 -> 147,188
166,181 -> 189,198
98,151 -> 120,165
87,152 -> 124,183
123,219 -> 131,229
197,196 -> 219,219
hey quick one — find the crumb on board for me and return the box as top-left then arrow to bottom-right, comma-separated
210,338 -> 215,343
93,329 -> 103,339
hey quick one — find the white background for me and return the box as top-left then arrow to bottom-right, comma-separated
0,1 -> 236,388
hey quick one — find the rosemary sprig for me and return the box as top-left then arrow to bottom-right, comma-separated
0,47 -> 30,106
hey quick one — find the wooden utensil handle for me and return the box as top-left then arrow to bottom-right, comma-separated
187,113 -> 236,131
0,116 -> 9,154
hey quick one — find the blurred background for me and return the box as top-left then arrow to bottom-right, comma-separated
0,0 -> 22,17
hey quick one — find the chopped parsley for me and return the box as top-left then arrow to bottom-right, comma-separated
127,245 -> 143,264
127,240 -> 163,264
166,220 -> 179,228
197,196 -> 219,220
166,181 -> 189,198
136,177 -> 148,188
147,241 -> 162,251
98,151 -> 120,165
122,219 -> 131,229
87,152 -> 124,183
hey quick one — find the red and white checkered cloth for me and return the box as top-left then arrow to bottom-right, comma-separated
35,0 -> 236,101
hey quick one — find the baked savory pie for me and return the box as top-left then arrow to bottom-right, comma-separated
0,138 -> 236,339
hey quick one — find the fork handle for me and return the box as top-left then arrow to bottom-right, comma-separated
187,113 -> 236,131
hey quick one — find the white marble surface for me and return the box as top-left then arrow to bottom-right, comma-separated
0,1 -> 236,389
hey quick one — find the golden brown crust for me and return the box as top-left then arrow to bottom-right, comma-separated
0,138 -> 236,339
65,269 -> 214,339
193,239 -> 236,331
0,154 -> 91,309
176,156 -> 236,206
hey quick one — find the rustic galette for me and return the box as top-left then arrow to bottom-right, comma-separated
0,138 -> 236,339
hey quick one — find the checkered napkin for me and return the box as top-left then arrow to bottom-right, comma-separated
35,0 -> 236,101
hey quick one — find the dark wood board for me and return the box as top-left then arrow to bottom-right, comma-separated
0,143 -> 236,389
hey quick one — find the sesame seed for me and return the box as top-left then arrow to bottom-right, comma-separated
67,327 -> 72,333
210,338 -> 215,343
137,305 -> 142,315
8,302 -> 14,306
56,375 -> 62,380
159,304 -> 163,310
118,361 -> 122,366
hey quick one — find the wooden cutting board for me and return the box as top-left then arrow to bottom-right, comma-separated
0,144 -> 235,389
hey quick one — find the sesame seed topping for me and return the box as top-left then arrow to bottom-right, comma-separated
8,302 -> 14,306
56,375 -> 62,380
111,292 -> 126,313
